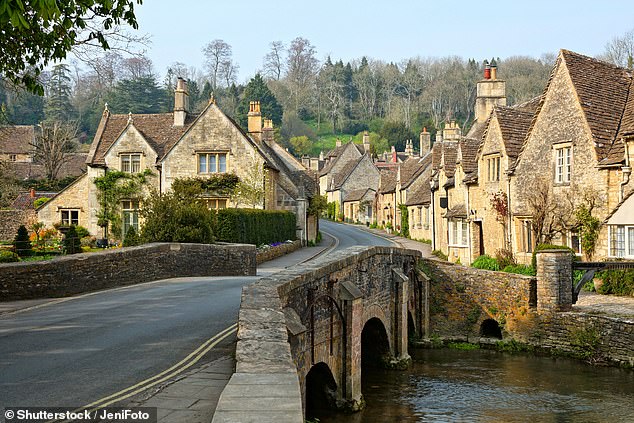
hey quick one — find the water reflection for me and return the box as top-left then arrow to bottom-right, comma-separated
315,348 -> 634,422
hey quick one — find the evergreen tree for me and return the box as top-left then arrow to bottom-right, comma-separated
123,226 -> 140,247
236,74 -> 283,129
63,225 -> 82,254
45,64 -> 75,122
13,225 -> 32,257
105,76 -> 170,114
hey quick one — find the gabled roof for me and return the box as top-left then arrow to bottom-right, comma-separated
399,155 -> 429,189
11,191 -> 57,210
458,138 -> 481,175
0,125 -> 35,154
440,142 -> 459,177
319,142 -> 364,176
491,106 -> 535,162
330,156 -> 364,190
343,188 -> 375,203
405,182 -> 431,206
7,153 -> 87,180
88,111 -> 199,166
379,168 -> 397,194
618,78 -> 634,138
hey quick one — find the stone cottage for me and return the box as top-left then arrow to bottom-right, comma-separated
37,79 -> 318,243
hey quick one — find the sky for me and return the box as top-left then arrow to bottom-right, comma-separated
132,0 -> 634,82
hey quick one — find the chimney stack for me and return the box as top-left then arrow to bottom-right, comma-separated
319,151 -> 324,161
363,131 -> 370,153
405,139 -> 414,156
490,62 -> 497,80
174,78 -> 189,127
262,118 -> 274,143
30,188 -> 36,198
391,145 -> 397,163
336,138 -> 342,148
420,127 -> 431,157
475,59 -> 506,123
248,101 -> 262,142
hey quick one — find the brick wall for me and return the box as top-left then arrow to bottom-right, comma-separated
0,242 -> 256,301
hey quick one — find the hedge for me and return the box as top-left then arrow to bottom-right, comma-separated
214,208 -> 296,245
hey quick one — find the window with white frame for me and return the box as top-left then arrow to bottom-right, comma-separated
198,152 -> 227,174
60,209 -> 79,225
486,155 -> 501,182
449,219 -> 468,247
121,153 -> 141,173
609,225 -> 634,258
122,200 -> 139,236
555,145 -> 571,184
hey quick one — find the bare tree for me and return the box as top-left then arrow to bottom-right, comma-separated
600,28 -> 634,68
286,37 -> 319,112
263,41 -> 285,81
219,60 -> 239,88
121,55 -> 155,80
32,121 -> 79,180
203,39 -> 232,91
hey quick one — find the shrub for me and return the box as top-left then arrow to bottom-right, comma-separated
502,264 -> 536,276
471,254 -> 500,271
123,227 -> 141,247
13,225 -> 32,257
531,244 -> 577,270
74,225 -> 90,239
215,208 -> 296,245
63,225 -> 82,254
0,250 -> 20,263
596,269 -> 634,297
33,197 -> 50,208
495,248 -> 516,269
431,249 -> 448,261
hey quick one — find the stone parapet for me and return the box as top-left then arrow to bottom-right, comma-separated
536,250 -> 573,312
0,242 -> 256,301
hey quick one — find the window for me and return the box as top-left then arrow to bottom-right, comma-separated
449,219 -> 468,247
205,198 -> 228,210
555,146 -> 571,184
122,200 -> 139,236
60,209 -> 79,226
424,206 -> 430,230
9,154 -> 17,162
121,153 -> 141,173
609,225 -> 634,258
486,156 -> 501,182
520,219 -> 533,253
570,232 -> 581,255
198,152 -> 228,174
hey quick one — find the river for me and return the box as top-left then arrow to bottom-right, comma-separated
313,348 -> 634,422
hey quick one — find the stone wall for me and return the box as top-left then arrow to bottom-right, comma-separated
0,242 -> 256,301
256,240 -> 302,264
0,209 -> 34,241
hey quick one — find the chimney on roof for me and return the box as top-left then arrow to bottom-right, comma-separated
174,78 -> 189,127
476,59 -> 506,123
262,118 -> 274,143
405,139 -> 414,156
420,127 -> 431,157
391,145 -> 397,163
248,101 -> 262,142
336,138 -> 342,148
363,131 -> 370,153
30,188 -> 35,198
319,151 -> 324,161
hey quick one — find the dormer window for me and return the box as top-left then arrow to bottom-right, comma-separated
121,153 -> 141,173
555,145 -> 572,184
198,152 -> 227,174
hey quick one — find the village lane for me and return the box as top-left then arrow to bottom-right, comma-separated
0,220 -> 393,413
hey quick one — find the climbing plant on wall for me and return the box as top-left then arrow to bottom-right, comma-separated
398,203 -> 409,238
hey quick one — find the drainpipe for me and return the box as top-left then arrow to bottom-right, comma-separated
430,179 -> 436,251
620,139 -> 631,202
466,183 -> 472,263
506,171 -> 512,251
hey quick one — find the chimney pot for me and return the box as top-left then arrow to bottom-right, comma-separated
484,64 -> 491,80
30,188 -> 35,198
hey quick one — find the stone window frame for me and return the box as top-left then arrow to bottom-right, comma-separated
448,218 -> 468,247
204,197 -> 228,211
608,225 -> 634,259
9,154 -> 17,162
120,152 -> 142,173
121,199 -> 140,237
517,217 -> 534,253
197,151 -> 229,174
60,209 -> 80,226
484,153 -> 501,183
553,142 -> 572,185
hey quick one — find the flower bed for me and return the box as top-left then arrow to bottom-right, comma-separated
256,240 -> 301,264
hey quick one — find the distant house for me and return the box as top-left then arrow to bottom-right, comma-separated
37,79 -> 318,243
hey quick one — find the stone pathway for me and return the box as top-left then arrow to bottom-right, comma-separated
574,290 -> 634,319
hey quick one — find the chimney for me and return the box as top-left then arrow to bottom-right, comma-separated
336,138 -> 342,148
475,59 -> 506,123
490,62 -> 497,80
436,131 -> 443,144
391,145 -> 397,163
483,61 -> 491,79
248,101 -> 262,142
30,188 -> 36,198
420,127 -> 431,157
405,139 -> 414,156
262,118 -> 274,143
319,151 -> 324,161
174,78 -> 189,127
363,131 -> 370,153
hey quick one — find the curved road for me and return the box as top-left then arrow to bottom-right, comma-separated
0,220 -> 393,410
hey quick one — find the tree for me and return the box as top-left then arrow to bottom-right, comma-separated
286,37 -> 319,112
63,225 -> 83,254
601,28 -> 634,68
289,136 -> 312,156
379,121 -> 415,152
105,75 -> 170,114
32,121 -> 79,180
219,59 -> 239,88
263,41 -> 285,81
237,74 -> 283,128
13,225 -> 32,257
0,0 -> 143,94
235,163 -> 266,208
45,64 -> 75,122
203,39 -> 232,92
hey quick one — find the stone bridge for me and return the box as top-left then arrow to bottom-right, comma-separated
212,247 -> 627,422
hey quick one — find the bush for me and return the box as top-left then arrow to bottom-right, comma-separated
33,197 -> 50,208
472,254 -> 500,271
13,225 -> 32,257
0,250 -> 20,263
495,249 -> 516,269
215,208 -> 296,245
123,227 -> 141,247
63,225 -> 82,254
74,225 -> 90,239
502,264 -> 536,276
531,244 -> 577,270
596,270 -> 634,296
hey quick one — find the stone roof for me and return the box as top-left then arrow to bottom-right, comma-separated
7,153 -> 87,180
330,156 -> 363,190
399,156 -> 425,189
405,182 -> 431,206
89,111 -> 198,166
343,188 -> 375,203
11,191 -> 57,210
431,142 -> 443,170
379,168 -> 397,194
444,204 -> 467,219
617,78 -> 634,138
441,142 -> 459,177
458,138 -> 481,175
0,125 -> 35,154
465,121 -> 486,142
492,106 -> 535,162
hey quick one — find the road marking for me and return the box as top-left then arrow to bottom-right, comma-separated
50,324 -> 237,423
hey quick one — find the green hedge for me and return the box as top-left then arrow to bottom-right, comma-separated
472,254 -> 500,271
214,208 -> 296,245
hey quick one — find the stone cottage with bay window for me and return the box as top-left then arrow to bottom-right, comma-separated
37,79 -> 318,243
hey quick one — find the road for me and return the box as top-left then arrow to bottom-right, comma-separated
0,220 -> 393,410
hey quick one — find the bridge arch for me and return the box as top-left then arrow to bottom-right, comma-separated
361,317 -> 391,369
362,303 -> 393,354
480,318 -> 503,339
305,362 -> 338,419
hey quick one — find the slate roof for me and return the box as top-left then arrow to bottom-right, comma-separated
399,157 -> 425,189
7,153 -> 87,180
343,188 -> 375,203
617,78 -> 634,138
328,156 -> 363,191
0,125 -> 35,154
441,142 -> 459,177
89,111 -> 198,166
459,138 -> 481,175
465,121 -> 486,142
492,106 -> 535,162
319,142 -> 363,177
379,168 -> 397,194
11,191 -> 57,210
444,204 -> 467,218
405,182 -> 431,206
